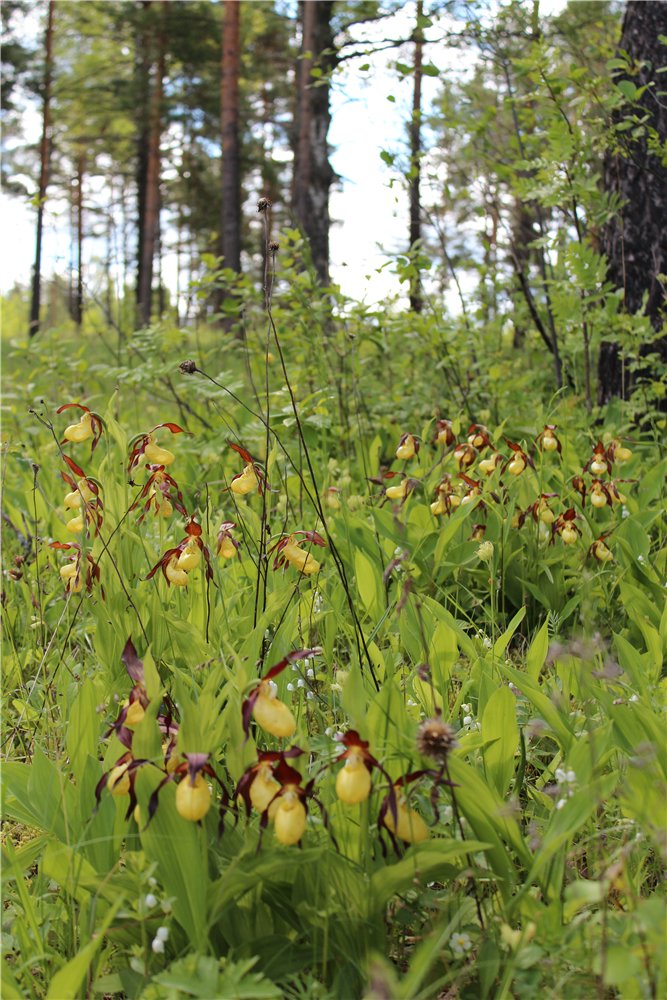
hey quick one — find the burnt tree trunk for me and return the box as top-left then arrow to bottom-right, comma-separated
408,0 -> 424,313
28,0 -> 55,339
220,0 -> 241,274
598,0 -> 667,403
291,0 -> 335,285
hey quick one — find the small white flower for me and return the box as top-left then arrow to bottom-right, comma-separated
483,636 -> 492,649
324,726 -> 334,737
291,663 -> 299,672
621,507 -> 629,519
407,698 -> 417,707
565,770 -> 576,784
555,798 -> 567,810
450,931 -> 473,956
307,668 -> 315,679
306,691 -> 315,701
155,926 -> 169,942
286,682 -> 295,692
629,694 -> 639,703
297,678 -> 306,689
303,658 -> 311,669
461,703 -> 471,714
637,554 -> 645,564
268,680 -> 278,696
555,767 -> 567,784
144,893 -> 158,909
151,937 -> 165,954
148,877 -> 158,888
463,715 -> 473,726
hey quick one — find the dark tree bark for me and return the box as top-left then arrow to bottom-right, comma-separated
137,1 -> 166,328
220,0 -> 241,274
408,0 -> 424,313
73,150 -> 84,327
135,2 -> 151,317
28,0 -> 55,339
598,0 -> 667,403
291,0 -> 335,285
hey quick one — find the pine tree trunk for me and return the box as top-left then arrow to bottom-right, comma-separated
220,0 -> 241,274
28,0 -> 55,339
291,0 -> 335,285
409,0 -> 424,313
135,2 -> 151,317
137,1 -> 165,328
74,150 -> 84,327
598,0 -> 667,403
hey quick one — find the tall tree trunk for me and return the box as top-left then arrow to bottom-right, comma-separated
135,2 -> 151,316
137,1 -> 166,328
74,150 -> 84,328
220,0 -> 241,273
598,0 -> 667,403
409,0 -> 424,313
291,0 -> 335,285
28,0 -> 55,339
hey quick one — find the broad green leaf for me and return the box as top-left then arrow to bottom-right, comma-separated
482,686 -> 519,797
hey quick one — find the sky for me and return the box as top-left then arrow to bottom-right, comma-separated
1,0 -> 567,309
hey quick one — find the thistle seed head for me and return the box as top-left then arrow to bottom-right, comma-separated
417,713 -> 458,763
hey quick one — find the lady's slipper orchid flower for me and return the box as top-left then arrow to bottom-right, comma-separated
60,456 -> 103,534
271,531 -> 326,576
504,441 -> 533,477
216,521 -> 240,560
231,463 -> 259,495
50,541 -> 101,594
467,424 -> 491,451
257,759 -> 332,848
128,422 -> 186,473
385,478 -> 419,503
554,508 -> 581,546
478,452 -> 502,475
242,649 -> 320,740
454,443 -> 476,470
430,476 -> 460,516
129,466 -> 187,523
57,403 -> 104,452
94,751 -> 154,821
433,419 -> 455,447
589,535 -> 614,562
334,730 -> 388,806
459,474 -> 483,507
536,425 -> 562,454
607,439 -> 632,464
228,442 -> 268,496
396,433 -> 419,461
145,519 -> 213,587
589,480 -> 611,508
378,771 -> 433,849
236,748 -> 304,820
586,441 -> 611,477
527,494 -> 557,525
147,753 -> 229,833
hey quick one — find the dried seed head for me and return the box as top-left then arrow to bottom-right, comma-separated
257,197 -> 271,213
417,713 -> 458,763
268,240 -> 280,252
179,359 -> 197,375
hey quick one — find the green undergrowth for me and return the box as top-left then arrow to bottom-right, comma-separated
1,297 -> 666,1000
